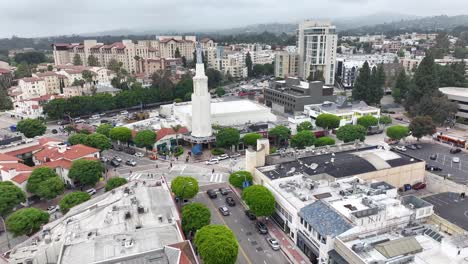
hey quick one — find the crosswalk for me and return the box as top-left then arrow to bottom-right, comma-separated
209,173 -> 225,183
127,173 -> 150,181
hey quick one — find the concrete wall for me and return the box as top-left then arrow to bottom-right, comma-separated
425,172 -> 468,194
356,161 -> 426,188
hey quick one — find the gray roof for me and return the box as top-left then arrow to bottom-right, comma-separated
299,201 -> 353,237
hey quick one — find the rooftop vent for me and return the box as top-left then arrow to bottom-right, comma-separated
137,206 -> 145,214
124,211 -> 131,220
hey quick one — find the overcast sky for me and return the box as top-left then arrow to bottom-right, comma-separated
1,0 -> 467,38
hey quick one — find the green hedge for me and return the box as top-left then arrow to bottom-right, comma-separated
211,148 -> 225,155
173,146 -> 184,157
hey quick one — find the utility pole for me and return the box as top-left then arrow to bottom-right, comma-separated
1,216 -> 10,250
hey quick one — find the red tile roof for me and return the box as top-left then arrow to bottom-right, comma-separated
200,38 -> 213,43
0,162 -> 33,172
34,144 -> 99,162
0,153 -> 21,162
11,172 -> 32,184
37,159 -> 72,170
35,72 -> 58,77
0,68 -> 11,74
21,77 -> 43,83
156,127 -> 189,142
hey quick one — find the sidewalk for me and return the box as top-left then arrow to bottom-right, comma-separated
266,221 -> 309,264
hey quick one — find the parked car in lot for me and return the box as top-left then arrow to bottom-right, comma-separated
113,156 -> 122,162
452,157 -> 460,163
430,154 -> 437,160
450,148 -> 462,154
412,182 -> 427,190
406,144 -> 417,150
218,206 -> 230,216
256,221 -> 268,234
245,210 -> 256,220
266,236 -> 280,251
425,164 -> 442,171
219,187 -> 230,195
394,146 -> 407,152
205,157 -> 219,165
226,197 -> 236,206
110,159 -> 120,167
100,157 -> 108,163
126,159 -> 137,166
218,154 -> 229,160
415,144 -> 423,149
47,205 -> 60,214
135,152 -> 144,158
86,188 -> 97,195
207,189 -> 217,199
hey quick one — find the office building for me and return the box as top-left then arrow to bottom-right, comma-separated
264,77 -> 335,113
439,87 -> 468,120
297,21 -> 338,85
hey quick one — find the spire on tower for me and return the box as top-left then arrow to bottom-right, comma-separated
196,42 -> 203,64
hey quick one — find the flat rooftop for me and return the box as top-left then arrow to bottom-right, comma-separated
259,145 -> 421,180
423,192 -> 468,231
439,87 -> 468,98
171,99 -> 273,115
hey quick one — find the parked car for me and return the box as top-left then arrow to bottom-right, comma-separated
412,182 -> 427,190
47,205 -> 60,214
245,210 -> 256,220
120,110 -> 129,115
100,157 -> 108,163
226,197 -> 236,206
394,146 -> 407,152
57,120 -> 70,125
256,221 -> 268,234
406,144 -> 417,150
113,156 -> 122,162
90,114 -> 100,120
450,148 -> 462,154
218,154 -> 229,160
124,148 -> 136,155
266,236 -> 280,251
395,117 -> 404,121
219,187 -> 230,195
110,159 -> 120,167
86,188 -> 97,195
126,160 -> 137,166
218,206 -> 230,216
429,154 -> 437,160
415,144 -> 423,149
425,164 -> 442,171
230,153 -> 241,158
205,157 -> 219,165
452,157 -> 460,163
135,152 -> 144,158
207,189 -> 217,199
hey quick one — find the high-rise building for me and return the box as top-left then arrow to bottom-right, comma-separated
274,51 -> 299,78
297,20 -> 337,85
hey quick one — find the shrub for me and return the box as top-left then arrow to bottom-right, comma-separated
211,148 -> 225,155
173,146 -> 184,157
229,171 -> 253,188
314,137 -> 335,147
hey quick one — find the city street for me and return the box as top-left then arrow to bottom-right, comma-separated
192,183 -> 290,264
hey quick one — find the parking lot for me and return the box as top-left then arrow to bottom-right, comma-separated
394,142 -> 468,183
423,192 -> 468,231
193,183 -> 290,264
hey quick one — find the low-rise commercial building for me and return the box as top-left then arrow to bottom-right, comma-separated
264,77 -> 335,113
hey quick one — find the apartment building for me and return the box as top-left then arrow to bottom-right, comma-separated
12,94 -> 62,119
17,77 -> 47,100
274,51 -> 299,78
297,21 -> 338,85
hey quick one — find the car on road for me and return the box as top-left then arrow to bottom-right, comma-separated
452,157 -> 460,163
256,221 -> 268,234
218,206 -> 230,216
425,164 -> 442,171
110,159 -> 120,167
415,144 -> 423,149
124,148 -> 136,155
120,110 -> 129,115
219,187 -> 230,195
230,153 -> 241,158
100,157 -> 108,163
395,117 -> 404,121
113,156 -> 123,162
90,114 -> 100,120
135,152 -> 144,158
226,197 -> 236,206
47,205 -> 60,214
412,182 -> 427,190
218,154 -> 229,160
266,237 -> 280,251
126,159 -> 137,166
450,148 -> 462,154
86,188 -> 97,195
394,146 -> 407,152
74,119 -> 85,124
430,154 -> 437,160
207,189 -> 217,199
245,210 -> 256,220
406,144 -> 417,150
57,120 -> 70,125
205,157 -> 219,165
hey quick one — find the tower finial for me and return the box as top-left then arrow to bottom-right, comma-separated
196,42 -> 203,64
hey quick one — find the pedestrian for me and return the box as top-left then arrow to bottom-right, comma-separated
130,170 -> 132,174
176,156 -> 179,161
212,168 -> 215,174
156,164 -> 159,169
170,162 -> 173,168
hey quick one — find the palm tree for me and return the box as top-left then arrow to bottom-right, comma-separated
171,124 -> 182,146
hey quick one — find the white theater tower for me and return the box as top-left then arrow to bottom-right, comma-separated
191,44 -> 212,138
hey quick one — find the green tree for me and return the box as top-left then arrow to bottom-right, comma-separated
182,56 -> 187,67
315,113 -> 340,130
372,63 -> 385,104
16,118 -> 46,138
0,182 -> 26,217
336,125 -> 367,143
242,185 -> 275,217
0,90 -> 13,111
108,58 -> 122,73
14,63 -> 32,78
406,54 -> 438,111
171,176 -> 199,199
6,208 -> 49,237
73,54 -> 83,66
269,125 -> 291,146
206,68 -> 223,88
352,61 -> 371,103
216,128 -> 240,148
87,55 -> 99,66
170,124 -> 183,146
413,93 -> 458,125
297,121 -> 313,132
26,167 -> 64,199
215,87 -> 225,97
314,136 -> 335,147
290,130 -> 315,149
357,115 -> 378,129
96,124 -> 113,137
392,70 -> 409,103
109,127 -> 132,144
245,52 -> 253,77
454,47 -> 467,59
134,130 -> 156,150
229,171 -> 253,189
85,133 -> 112,151
105,177 -> 128,192
182,202 -> 211,234
242,133 -> 262,147
409,116 -> 436,140
14,52 -> 47,64
59,192 -> 91,214
174,47 -> 181,58
194,225 -> 238,264
68,159 -> 103,187
379,115 -> 392,126
386,125 -> 409,140
68,133 -> 88,145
